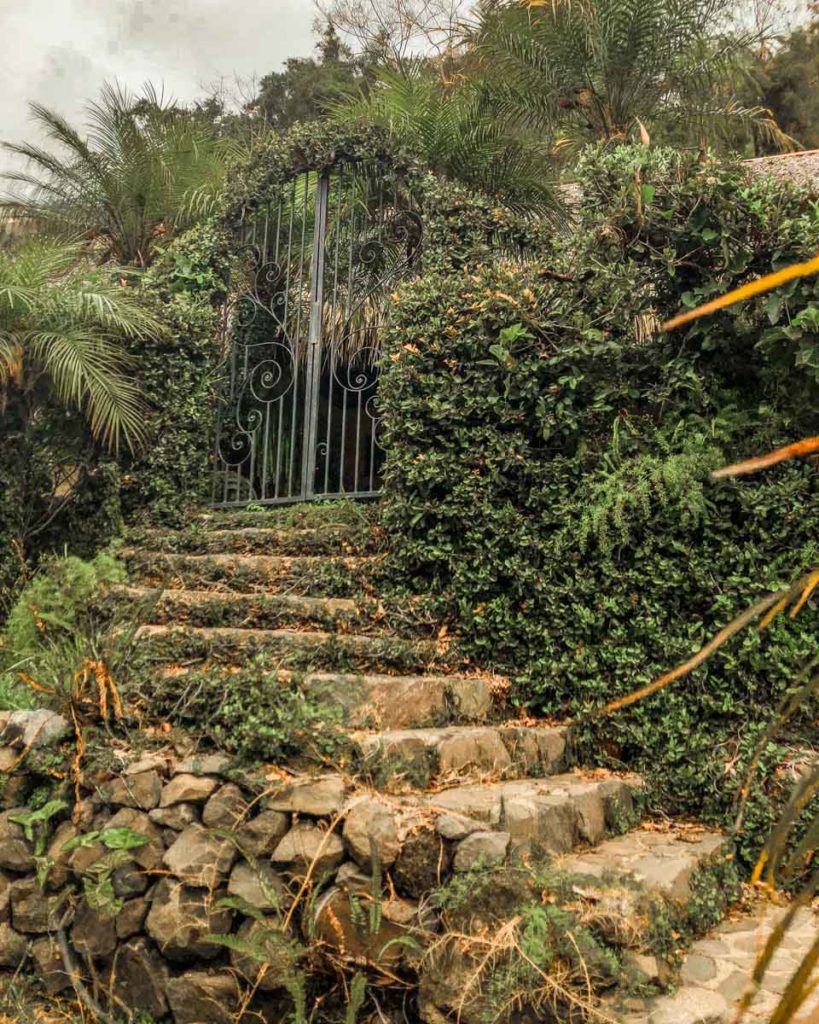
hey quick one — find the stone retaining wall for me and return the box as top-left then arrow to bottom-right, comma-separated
0,709 -> 632,1023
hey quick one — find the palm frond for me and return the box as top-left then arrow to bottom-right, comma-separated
1,82 -> 241,265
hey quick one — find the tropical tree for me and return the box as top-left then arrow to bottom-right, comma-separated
332,59 -> 561,214
247,21 -> 370,131
0,239 -> 163,451
1,83 -> 239,267
472,0 -> 792,153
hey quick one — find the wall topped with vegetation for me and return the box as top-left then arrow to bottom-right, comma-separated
378,146 -> 819,864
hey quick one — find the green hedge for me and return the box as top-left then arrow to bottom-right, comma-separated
378,147 -> 819,864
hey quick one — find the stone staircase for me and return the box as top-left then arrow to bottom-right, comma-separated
108,506 -> 816,1024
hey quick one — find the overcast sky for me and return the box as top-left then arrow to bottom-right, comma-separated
0,0 -> 316,170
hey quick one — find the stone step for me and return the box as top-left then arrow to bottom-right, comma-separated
109,586 -> 364,631
300,672 -> 497,729
559,823 -> 727,901
616,903 -> 819,1024
121,550 -> 376,596
197,503 -> 375,531
135,525 -> 376,557
132,624 -> 446,674
352,722 -> 570,789
421,772 -> 642,858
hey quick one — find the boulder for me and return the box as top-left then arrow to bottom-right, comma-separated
10,877 -> 67,933
336,862 -> 373,893
394,827 -> 450,898
160,774 -> 219,807
313,887 -> 419,968
116,896 -> 150,939
163,824 -> 237,889
272,824 -> 345,878
112,859 -> 150,898
202,783 -> 247,829
0,870 -> 12,921
0,921 -> 26,967
173,753 -> 231,777
453,831 -> 510,872
99,770 -> 162,811
123,752 -> 168,776
166,970 -> 240,1024
268,775 -> 347,817
145,878 -> 233,962
71,899 -> 117,959
150,802 -> 201,831
342,797 -> 400,870
0,810 -> 34,872
30,936 -> 72,994
111,938 -> 169,1019
236,809 -> 289,858
44,820 -> 79,889
435,812 -> 484,841
227,861 -> 286,913
2,709 -> 70,749
0,772 -> 30,810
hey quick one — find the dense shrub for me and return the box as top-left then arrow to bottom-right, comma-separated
0,552 -> 125,710
120,222 -> 232,526
378,147 -> 819,863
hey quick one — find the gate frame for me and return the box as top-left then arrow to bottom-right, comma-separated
211,151 -> 424,509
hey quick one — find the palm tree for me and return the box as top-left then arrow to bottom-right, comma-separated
332,59 -> 561,215
1,83 -> 238,267
472,0 -> 792,153
0,238 -> 164,452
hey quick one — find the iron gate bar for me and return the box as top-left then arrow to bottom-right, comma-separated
302,174 -> 330,499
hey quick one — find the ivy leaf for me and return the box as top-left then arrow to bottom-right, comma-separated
766,293 -> 782,325
10,801 -> 69,844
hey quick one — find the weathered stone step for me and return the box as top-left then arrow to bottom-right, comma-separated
197,503 -> 376,531
559,824 -> 727,901
121,550 -> 376,596
133,624 -> 446,673
300,672 -> 497,728
136,525 -> 376,556
422,772 -> 642,858
616,903 -> 819,1024
353,722 -> 570,789
109,586 -> 363,630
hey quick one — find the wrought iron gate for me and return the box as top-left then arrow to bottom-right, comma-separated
211,162 -> 422,507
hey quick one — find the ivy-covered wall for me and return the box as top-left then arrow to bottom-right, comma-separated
377,146 -> 819,864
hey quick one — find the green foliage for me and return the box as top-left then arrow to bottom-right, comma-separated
332,59 -> 560,215
378,148 -> 819,865
249,21 -> 369,132
119,222 -> 231,525
1,83 -> 240,268
62,827 -> 150,853
750,17 -> 819,152
132,659 -> 350,764
2,552 -> 124,665
0,551 -> 125,709
0,238 -> 165,451
474,0 -> 788,152
0,237 -> 162,621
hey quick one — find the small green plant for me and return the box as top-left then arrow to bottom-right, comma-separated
0,551 -> 125,710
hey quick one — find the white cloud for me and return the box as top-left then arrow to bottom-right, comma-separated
0,0 -> 315,169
